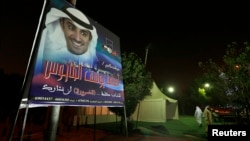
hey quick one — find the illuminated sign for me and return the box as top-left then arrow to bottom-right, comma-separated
28,0 -> 124,107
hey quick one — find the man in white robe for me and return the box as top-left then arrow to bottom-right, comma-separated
194,106 -> 203,127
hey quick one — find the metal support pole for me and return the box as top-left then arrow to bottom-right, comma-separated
144,46 -> 149,66
136,44 -> 150,128
93,106 -> 96,141
47,106 -> 61,141
123,106 -> 128,137
8,107 -> 21,141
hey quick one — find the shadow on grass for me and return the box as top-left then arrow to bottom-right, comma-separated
184,131 -> 207,139
150,125 -> 169,134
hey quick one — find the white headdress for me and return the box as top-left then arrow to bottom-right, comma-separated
42,6 -> 98,67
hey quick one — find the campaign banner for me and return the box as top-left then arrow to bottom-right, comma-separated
28,0 -> 124,106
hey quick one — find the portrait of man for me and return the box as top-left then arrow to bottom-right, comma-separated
29,0 -> 124,107
37,5 -> 98,69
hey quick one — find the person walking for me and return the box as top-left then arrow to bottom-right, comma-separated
203,105 -> 213,133
194,106 -> 203,127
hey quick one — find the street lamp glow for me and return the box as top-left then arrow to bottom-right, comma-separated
168,86 -> 175,93
204,83 -> 210,88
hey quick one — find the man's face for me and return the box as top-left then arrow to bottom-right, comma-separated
60,18 -> 92,55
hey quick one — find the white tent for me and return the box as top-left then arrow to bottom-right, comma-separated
131,81 -> 179,122
71,81 -> 178,125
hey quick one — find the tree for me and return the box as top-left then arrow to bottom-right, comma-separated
198,42 -> 250,123
108,52 -> 153,131
222,42 -> 250,122
189,69 -> 228,106
185,65 -> 227,115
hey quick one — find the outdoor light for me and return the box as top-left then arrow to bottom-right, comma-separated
204,83 -> 210,88
168,86 -> 175,93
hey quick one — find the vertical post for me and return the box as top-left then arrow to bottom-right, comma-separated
123,106 -> 128,137
93,106 -> 96,141
135,43 -> 150,128
20,102 -> 29,141
144,46 -> 149,66
8,107 -> 21,141
47,106 -> 61,141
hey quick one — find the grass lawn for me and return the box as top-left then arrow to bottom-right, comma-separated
89,115 -> 224,140
136,115 -> 207,139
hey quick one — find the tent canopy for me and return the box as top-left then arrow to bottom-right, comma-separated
131,81 -> 179,122
145,82 -> 177,103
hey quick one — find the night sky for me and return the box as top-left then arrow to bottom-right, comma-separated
1,0 -> 250,95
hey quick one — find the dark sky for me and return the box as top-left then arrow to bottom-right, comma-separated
1,0 -> 250,94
